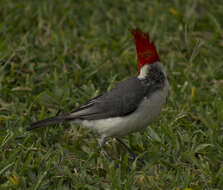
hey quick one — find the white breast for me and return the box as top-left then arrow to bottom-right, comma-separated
74,80 -> 169,138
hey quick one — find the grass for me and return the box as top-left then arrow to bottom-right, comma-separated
0,0 -> 223,189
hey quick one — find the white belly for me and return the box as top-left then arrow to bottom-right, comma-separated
74,81 -> 169,138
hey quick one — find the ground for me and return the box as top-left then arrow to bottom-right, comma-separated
0,0 -> 223,189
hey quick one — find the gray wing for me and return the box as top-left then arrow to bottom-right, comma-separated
70,77 -> 146,120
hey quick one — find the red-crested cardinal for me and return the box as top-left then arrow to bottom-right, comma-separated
27,28 -> 169,162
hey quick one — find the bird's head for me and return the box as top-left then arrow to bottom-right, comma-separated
131,28 -> 162,79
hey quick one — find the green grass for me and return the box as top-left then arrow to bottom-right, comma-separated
1,0 -> 223,189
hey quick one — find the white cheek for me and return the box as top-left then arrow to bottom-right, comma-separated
138,64 -> 150,79
138,62 -> 166,80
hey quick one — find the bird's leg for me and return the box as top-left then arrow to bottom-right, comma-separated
116,137 -> 145,165
115,138 -> 136,159
98,137 -> 120,168
98,136 -> 112,162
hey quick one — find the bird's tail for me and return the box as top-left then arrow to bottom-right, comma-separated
26,115 -> 73,131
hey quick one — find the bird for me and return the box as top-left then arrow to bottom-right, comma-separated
27,28 -> 170,163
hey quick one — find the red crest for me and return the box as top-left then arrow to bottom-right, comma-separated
131,28 -> 160,74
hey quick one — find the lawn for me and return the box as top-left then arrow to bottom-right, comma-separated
0,0 -> 223,189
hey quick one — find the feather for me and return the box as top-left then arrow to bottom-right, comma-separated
131,28 -> 160,74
